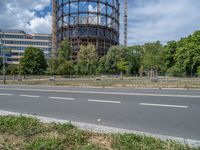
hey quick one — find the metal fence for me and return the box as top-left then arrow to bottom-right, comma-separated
0,75 -> 200,88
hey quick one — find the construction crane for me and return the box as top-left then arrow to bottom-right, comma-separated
52,0 -> 57,58
124,0 -> 127,47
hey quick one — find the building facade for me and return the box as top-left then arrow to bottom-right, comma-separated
53,0 -> 120,59
0,29 -> 52,64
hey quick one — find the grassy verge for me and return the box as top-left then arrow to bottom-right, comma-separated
1,76 -> 200,89
0,116 -> 199,150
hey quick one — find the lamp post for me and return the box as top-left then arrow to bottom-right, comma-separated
0,29 -> 6,84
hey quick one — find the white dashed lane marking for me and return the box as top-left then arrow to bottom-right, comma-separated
139,103 -> 188,108
49,97 -> 75,101
0,93 -> 13,96
88,99 -> 121,104
20,95 -> 40,98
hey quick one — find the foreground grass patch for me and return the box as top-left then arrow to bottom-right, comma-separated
0,116 -> 199,150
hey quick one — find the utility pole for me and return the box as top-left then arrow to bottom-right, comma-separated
0,29 -> 6,84
3,49 -> 6,84
124,0 -> 128,47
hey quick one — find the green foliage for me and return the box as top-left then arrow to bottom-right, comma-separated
163,41 -> 177,71
0,116 -> 197,150
0,57 -> 2,70
73,143 -> 106,150
112,134 -> 191,150
58,38 -> 71,63
166,65 -> 186,77
57,60 -> 74,76
174,32 -> 200,76
105,45 -> 129,74
163,31 -> 200,76
0,116 -> 45,137
52,122 -> 76,133
6,64 -> 19,75
55,39 -> 74,75
26,138 -> 63,150
77,44 -> 98,75
46,30 -> 200,77
19,47 -> 47,75
49,57 -> 58,75
117,59 -> 129,74
96,56 -> 107,75
198,66 -> 200,77
127,45 -> 144,75
142,41 -> 163,71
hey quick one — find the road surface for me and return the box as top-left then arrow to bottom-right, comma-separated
0,85 -> 200,142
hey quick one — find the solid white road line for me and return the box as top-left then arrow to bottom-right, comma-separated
88,99 -> 121,104
49,97 -> 74,101
20,95 -> 40,98
0,93 -> 13,96
0,87 -> 200,98
139,103 -> 188,108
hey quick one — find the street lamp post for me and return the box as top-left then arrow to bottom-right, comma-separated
0,29 -> 6,84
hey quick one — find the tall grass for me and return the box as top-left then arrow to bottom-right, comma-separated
0,116 -> 199,150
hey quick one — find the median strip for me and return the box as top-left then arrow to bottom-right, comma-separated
139,103 -> 188,108
49,97 -> 75,101
20,95 -> 40,98
88,99 -> 121,104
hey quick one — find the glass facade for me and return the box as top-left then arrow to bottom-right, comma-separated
0,29 -> 52,64
56,0 -> 120,57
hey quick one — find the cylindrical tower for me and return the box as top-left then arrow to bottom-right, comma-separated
56,0 -> 120,58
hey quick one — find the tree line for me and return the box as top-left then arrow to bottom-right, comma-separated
1,30 -> 200,77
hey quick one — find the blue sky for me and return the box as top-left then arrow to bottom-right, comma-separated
0,0 -> 200,45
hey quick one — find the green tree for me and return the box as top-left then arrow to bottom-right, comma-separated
174,31 -> 200,76
127,45 -> 144,75
105,45 -> 129,74
56,38 -> 74,75
19,47 -> 47,75
141,41 -> 163,77
57,60 -> 74,76
58,38 -> 71,64
117,59 -> 129,79
0,57 -> 2,70
49,57 -> 58,75
96,56 -> 107,75
163,41 -> 177,73
197,66 -> 200,77
77,44 -> 98,75
6,65 -> 18,75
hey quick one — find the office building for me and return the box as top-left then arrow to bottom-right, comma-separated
0,29 -> 52,64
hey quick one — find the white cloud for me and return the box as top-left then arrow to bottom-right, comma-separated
1,0 -> 200,44
0,0 -> 51,34
122,0 -> 200,45
26,13 -> 52,34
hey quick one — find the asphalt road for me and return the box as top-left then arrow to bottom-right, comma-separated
0,85 -> 200,141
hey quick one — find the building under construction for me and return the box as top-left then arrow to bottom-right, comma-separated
52,0 -> 120,58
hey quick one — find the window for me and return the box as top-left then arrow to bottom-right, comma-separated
79,13 -> 88,24
79,2 -> 88,12
88,2 -> 98,13
70,2 -> 78,13
100,3 -> 106,14
63,3 -> 69,14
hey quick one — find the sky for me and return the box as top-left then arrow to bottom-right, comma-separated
0,0 -> 200,45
